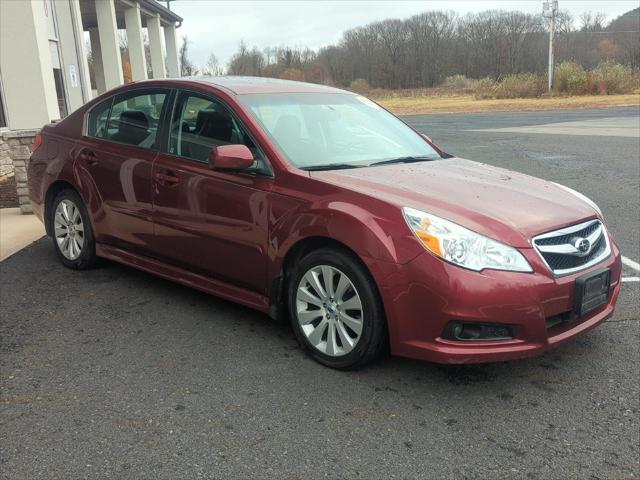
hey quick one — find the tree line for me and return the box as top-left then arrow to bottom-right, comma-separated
220,7 -> 639,89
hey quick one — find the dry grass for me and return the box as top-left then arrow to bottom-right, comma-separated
375,93 -> 640,116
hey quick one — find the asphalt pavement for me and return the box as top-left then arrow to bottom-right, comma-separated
1,106 -> 639,479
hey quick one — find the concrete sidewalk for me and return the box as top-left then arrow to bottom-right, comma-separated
0,208 -> 45,261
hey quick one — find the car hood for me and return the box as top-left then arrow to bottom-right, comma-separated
309,158 -> 598,248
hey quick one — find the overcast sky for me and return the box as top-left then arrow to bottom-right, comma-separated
167,0 -> 639,68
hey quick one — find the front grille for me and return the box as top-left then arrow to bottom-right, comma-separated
541,234 -> 606,270
532,219 -> 610,276
535,221 -> 600,247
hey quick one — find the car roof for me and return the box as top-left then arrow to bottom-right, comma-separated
155,76 -> 351,95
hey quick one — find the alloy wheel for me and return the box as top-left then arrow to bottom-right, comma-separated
54,199 -> 84,260
296,265 -> 364,357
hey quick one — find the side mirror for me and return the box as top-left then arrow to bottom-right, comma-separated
209,144 -> 254,171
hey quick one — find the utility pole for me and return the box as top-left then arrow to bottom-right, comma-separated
543,0 -> 558,94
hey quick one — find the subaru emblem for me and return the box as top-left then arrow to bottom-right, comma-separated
574,237 -> 591,254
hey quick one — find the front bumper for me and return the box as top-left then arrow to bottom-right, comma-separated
370,235 -> 622,364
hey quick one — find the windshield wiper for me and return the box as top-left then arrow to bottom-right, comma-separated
368,156 -> 437,167
300,163 -> 365,171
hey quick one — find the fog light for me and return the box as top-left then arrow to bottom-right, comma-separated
451,323 -> 464,338
442,321 -> 515,341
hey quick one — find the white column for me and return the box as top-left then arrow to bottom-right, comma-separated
94,0 -> 123,90
147,14 -> 166,79
0,0 -> 60,128
164,23 -> 180,77
124,3 -> 147,81
69,0 -> 93,101
89,28 -> 106,94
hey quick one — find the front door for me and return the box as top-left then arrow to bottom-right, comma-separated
78,88 -> 169,253
151,91 -> 272,294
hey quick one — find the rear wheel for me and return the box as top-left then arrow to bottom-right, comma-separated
288,248 -> 387,369
50,189 -> 97,269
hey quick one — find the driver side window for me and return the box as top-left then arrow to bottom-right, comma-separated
168,93 -> 266,170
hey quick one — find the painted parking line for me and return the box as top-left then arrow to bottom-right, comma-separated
468,116 -> 640,138
622,256 -> 640,271
621,256 -> 640,284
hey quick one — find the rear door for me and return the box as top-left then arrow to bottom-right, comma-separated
150,90 -> 273,294
76,88 -> 170,254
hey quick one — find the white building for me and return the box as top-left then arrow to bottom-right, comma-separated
1,0 -> 183,131
0,0 -> 183,212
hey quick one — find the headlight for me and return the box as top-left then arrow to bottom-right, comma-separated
402,207 -> 533,272
553,183 -> 603,217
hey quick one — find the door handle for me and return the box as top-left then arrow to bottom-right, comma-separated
154,171 -> 180,185
79,149 -> 98,166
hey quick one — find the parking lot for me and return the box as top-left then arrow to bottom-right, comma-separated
1,107 -> 639,479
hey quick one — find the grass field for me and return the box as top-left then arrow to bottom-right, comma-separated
375,93 -> 640,115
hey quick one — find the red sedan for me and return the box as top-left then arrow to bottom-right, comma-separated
27,77 -> 622,369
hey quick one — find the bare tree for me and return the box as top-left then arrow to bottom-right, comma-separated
606,7 -> 640,67
179,36 -> 198,76
580,12 -> 607,32
203,53 -> 224,76
406,11 -> 458,87
227,41 -> 265,75
222,7 -> 637,88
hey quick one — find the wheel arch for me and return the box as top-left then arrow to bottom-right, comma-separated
44,180 -> 78,236
268,235 -> 385,324
266,199 -> 418,322
283,236 -> 365,279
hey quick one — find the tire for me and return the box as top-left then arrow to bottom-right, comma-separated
50,189 -> 98,270
288,247 -> 387,370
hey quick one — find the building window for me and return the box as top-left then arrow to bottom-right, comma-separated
45,0 -> 68,118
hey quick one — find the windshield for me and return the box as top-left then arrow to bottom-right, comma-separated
238,93 -> 440,169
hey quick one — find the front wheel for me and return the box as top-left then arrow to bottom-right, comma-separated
50,189 -> 98,270
288,248 -> 387,370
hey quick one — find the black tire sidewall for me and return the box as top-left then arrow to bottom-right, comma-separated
288,248 -> 386,369
50,189 -> 97,269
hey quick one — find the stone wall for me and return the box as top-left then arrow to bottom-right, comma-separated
1,130 -> 38,214
0,134 -> 19,207
0,134 -> 14,179
0,174 -> 19,208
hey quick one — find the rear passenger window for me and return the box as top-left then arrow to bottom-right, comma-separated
87,99 -> 112,138
106,91 -> 167,148
168,93 -> 264,166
